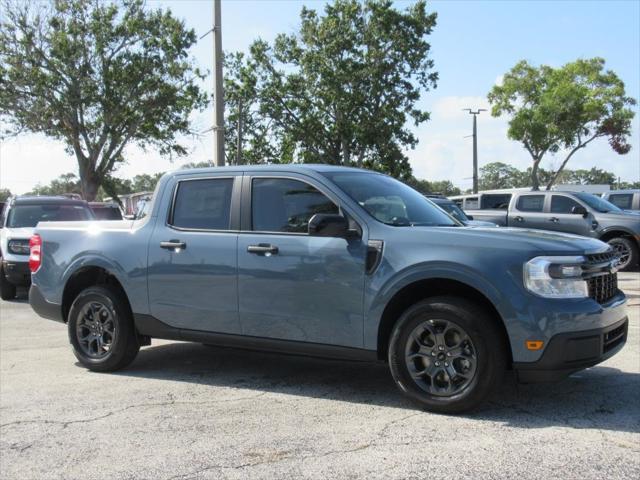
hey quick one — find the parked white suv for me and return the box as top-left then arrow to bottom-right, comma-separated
0,196 -> 94,300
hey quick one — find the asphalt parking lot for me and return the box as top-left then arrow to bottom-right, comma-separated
1,273 -> 639,480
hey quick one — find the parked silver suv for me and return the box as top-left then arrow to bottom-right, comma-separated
601,190 -> 640,212
451,190 -> 640,270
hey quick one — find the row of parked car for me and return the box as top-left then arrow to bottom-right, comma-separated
445,189 -> 640,270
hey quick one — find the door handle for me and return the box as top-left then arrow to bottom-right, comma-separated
513,216 -> 524,222
160,240 -> 187,250
247,243 -> 279,255
549,217 -> 559,223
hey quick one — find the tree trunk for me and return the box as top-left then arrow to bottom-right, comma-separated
530,159 -> 541,191
80,172 -> 100,201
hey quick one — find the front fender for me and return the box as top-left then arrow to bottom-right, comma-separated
363,261 -> 521,351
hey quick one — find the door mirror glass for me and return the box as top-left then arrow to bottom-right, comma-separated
466,214 -> 474,220
308,213 -> 350,237
571,205 -> 588,216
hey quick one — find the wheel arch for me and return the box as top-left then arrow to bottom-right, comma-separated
598,227 -> 637,243
62,266 -> 133,323
376,277 -> 513,366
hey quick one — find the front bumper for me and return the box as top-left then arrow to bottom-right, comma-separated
1,260 -> 31,287
514,316 -> 628,383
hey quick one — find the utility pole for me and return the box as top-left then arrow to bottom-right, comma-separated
463,108 -> 486,194
212,0 -> 225,166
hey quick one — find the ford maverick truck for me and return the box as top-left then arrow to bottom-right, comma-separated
28,166 -> 628,412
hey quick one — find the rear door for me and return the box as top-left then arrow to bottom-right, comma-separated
147,174 -> 241,333
546,194 -> 593,235
510,194 -> 547,229
237,173 -> 367,347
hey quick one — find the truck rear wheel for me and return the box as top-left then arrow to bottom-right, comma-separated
607,237 -> 638,271
0,263 -> 17,300
388,296 -> 506,413
68,285 -> 140,372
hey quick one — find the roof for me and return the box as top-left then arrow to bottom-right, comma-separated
12,195 -> 89,206
173,163 -> 372,176
605,189 -> 640,194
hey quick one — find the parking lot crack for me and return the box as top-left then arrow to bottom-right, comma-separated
0,392 -> 268,430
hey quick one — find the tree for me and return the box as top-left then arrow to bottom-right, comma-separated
0,188 -> 12,202
406,177 -> 460,196
0,0 -> 208,200
478,162 -> 524,190
488,58 -> 636,190
229,0 -> 437,178
30,172 -> 81,196
569,167 -> 616,185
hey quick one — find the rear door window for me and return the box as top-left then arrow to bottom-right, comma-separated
170,178 -> 234,230
607,194 -> 633,210
480,194 -> 512,210
516,195 -> 545,212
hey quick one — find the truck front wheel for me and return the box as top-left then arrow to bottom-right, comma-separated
388,296 -> 506,413
68,285 -> 140,372
607,237 -> 638,271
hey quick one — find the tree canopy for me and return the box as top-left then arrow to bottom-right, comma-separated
0,0 -> 208,200
488,58 -> 636,190
477,162 -> 630,191
223,0 -> 438,179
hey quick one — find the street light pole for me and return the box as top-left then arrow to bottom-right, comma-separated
212,0 -> 225,167
463,108 -> 486,194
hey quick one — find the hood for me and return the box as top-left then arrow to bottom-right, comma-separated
465,220 -> 499,227
595,211 -> 640,231
402,225 -> 609,256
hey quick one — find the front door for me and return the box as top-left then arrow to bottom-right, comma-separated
237,175 -> 367,348
147,175 -> 241,333
546,194 -> 593,236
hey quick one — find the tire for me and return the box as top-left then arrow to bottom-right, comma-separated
607,237 -> 638,271
0,263 -> 17,300
68,285 -> 140,372
388,296 -> 506,414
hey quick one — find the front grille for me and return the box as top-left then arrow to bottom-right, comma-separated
603,321 -> 627,353
585,249 -> 618,265
587,272 -> 618,304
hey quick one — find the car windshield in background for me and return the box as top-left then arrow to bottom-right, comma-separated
7,204 -> 93,228
436,202 -> 469,222
573,192 -> 623,213
323,172 -> 459,227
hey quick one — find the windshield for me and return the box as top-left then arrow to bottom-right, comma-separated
7,204 -> 93,228
437,202 -> 469,222
323,172 -> 459,227
573,192 -> 623,213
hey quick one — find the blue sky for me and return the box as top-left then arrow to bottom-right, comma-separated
1,0 -> 639,193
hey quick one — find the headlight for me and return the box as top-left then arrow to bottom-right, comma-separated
524,256 -> 588,299
7,239 -> 30,255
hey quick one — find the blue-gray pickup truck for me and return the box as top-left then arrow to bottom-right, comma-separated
29,165 -> 628,412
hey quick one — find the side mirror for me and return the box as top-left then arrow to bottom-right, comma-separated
571,205 -> 588,217
308,213 -> 350,237
466,214 -> 474,220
